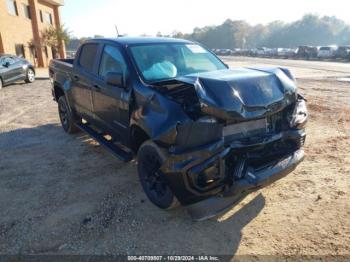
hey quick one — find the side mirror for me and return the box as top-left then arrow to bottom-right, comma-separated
3,62 -> 10,68
106,72 -> 125,88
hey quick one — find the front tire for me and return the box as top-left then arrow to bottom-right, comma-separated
137,141 -> 179,210
25,68 -> 35,83
58,96 -> 80,134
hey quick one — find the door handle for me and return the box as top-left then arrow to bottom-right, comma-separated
73,75 -> 79,81
92,84 -> 101,91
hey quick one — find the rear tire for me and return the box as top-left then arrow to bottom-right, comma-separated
137,140 -> 179,210
25,68 -> 35,83
58,96 -> 80,134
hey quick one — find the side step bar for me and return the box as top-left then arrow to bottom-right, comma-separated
76,122 -> 134,162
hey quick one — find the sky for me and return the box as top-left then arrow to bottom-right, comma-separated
61,0 -> 350,38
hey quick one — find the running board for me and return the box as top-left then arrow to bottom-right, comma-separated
76,122 -> 133,162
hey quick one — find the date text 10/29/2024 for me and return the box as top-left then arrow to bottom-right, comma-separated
127,256 -> 220,261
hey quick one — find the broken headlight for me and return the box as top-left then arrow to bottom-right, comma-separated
288,97 -> 308,128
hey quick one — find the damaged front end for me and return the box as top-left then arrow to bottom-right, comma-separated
137,67 -> 307,220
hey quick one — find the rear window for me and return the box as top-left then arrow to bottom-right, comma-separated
78,44 -> 98,73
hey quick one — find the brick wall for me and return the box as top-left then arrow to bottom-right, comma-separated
0,0 -> 36,63
0,0 -> 64,67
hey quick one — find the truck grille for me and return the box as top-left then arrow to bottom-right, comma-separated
223,118 -> 267,140
267,110 -> 283,133
223,110 -> 284,143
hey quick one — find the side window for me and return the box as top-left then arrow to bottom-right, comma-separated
78,44 -> 98,73
15,44 -> 25,58
3,57 -> 15,65
39,10 -> 43,22
22,4 -> 31,19
7,0 -> 18,16
98,45 -> 128,79
43,12 -> 53,24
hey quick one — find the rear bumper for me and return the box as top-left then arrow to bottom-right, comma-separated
186,149 -> 304,221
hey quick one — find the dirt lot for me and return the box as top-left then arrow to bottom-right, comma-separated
0,58 -> 349,257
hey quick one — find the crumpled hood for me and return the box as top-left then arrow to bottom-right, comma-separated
176,67 -> 298,121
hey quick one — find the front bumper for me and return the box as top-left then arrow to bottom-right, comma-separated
160,129 -> 306,220
186,149 -> 304,221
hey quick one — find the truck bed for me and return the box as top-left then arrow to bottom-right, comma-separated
53,58 -> 74,65
49,58 -> 74,78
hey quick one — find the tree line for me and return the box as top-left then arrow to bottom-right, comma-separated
66,14 -> 350,51
172,14 -> 350,49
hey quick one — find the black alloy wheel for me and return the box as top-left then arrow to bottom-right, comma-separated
137,141 -> 179,209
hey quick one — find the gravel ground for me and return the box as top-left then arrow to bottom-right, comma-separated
0,58 -> 349,257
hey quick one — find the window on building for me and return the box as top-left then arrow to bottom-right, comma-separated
15,44 -> 25,58
52,48 -> 57,59
29,46 -> 37,59
39,10 -> 43,22
44,12 -> 53,25
22,4 -> 31,19
7,0 -> 18,16
78,44 -> 99,73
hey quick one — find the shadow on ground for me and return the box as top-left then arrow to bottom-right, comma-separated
0,124 -> 265,256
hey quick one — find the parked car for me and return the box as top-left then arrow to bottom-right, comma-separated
231,48 -> 241,56
49,37 -> 307,220
216,48 -> 233,56
0,54 -> 35,89
249,48 -> 258,56
296,46 -> 319,59
270,48 -> 278,57
239,49 -> 251,56
255,47 -> 274,57
335,45 -> 350,59
256,47 -> 267,56
317,46 -> 338,59
276,48 -> 297,58
66,50 -> 76,59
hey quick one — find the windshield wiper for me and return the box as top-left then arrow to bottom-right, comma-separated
149,78 -> 178,86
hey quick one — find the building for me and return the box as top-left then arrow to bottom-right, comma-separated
0,0 -> 65,67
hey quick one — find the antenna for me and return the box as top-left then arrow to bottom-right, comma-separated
115,25 -> 120,37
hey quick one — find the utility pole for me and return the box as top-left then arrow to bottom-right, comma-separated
115,25 -> 120,37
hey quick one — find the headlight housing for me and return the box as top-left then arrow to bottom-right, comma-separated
288,97 -> 308,128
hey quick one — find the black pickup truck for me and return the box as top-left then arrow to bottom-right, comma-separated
49,37 -> 307,220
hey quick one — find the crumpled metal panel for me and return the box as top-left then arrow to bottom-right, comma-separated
132,67 -> 298,146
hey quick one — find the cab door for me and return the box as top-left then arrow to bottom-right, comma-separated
70,43 -> 100,121
92,44 -> 131,140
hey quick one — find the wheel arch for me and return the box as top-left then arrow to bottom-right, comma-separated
129,124 -> 151,153
53,82 -> 65,101
27,66 -> 35,74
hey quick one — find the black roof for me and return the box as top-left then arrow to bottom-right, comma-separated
86,37 -> 193,46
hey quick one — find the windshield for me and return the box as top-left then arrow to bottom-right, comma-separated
129,43 -> 227,82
